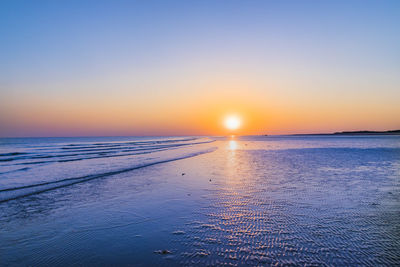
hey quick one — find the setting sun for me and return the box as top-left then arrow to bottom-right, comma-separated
224,116 -> 241,131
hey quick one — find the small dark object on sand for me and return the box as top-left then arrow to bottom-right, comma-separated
154,249 -> 172,255
182,173 -> 185,176
172,230 -> 185,235
209,179 -> 212,182
187,193 -> 191,196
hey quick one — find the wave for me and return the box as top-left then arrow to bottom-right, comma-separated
0,137 -> 213,164
0,152 -> 27,157
0,137 -> 216,202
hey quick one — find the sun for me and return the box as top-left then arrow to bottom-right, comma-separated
224,115 -> 241,131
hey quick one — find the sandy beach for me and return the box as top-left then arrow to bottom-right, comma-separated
1,136 -> 399,266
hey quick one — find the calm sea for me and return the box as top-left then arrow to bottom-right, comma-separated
0,135 -> 399,266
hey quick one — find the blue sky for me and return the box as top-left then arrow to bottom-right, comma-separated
1,0 -> 399,136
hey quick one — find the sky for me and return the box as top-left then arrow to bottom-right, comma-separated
1,0 -> 399,137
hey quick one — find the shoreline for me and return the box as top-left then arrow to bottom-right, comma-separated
287,129 -> 400,136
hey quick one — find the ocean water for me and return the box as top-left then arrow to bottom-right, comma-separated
0,136 -> 399,266
0,137 -> 215,202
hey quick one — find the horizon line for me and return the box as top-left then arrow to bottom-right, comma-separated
1,129 -> 400,139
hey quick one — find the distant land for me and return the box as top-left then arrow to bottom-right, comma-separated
291,130 -> 400,136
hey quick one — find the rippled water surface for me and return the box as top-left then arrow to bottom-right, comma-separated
0,136 -> 399,266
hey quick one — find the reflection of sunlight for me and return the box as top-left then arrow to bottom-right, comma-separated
229,140 -> 237,150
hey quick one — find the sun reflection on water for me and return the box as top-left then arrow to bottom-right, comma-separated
229,140 -> 237,150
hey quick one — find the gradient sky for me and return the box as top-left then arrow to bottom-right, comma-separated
1,0 -> 399,137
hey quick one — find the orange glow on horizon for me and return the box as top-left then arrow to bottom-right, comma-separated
1,77 -> 399,137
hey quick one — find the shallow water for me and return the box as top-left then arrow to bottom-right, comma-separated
0,136 -> 399,266
0,137 -> 215,201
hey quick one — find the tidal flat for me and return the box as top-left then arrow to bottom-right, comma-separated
1,136 -> 399,266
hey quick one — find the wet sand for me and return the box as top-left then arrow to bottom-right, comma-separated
1,136 -> 399,266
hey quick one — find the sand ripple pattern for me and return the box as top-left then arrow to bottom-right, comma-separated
176,147 -> 400,266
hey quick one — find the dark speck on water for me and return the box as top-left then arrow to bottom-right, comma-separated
172,230 -> 185,235
154,249 -> 172,255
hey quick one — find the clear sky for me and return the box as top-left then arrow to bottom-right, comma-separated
1,0 -> 399,137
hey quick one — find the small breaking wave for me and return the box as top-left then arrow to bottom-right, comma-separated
0,137 -> 217,202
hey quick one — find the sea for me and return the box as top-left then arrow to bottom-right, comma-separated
0,135 -> 399,266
